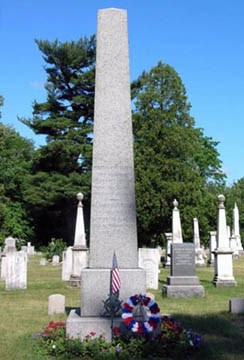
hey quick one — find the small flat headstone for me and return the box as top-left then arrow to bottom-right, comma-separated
40,258 -> 46,266
48,294 -> 65,314
229,298 -> 244,314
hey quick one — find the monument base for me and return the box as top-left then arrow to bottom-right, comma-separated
68,275 -> 81,287
80,268 -> 146,316
66,309 -> 121,341
163,276 -> 205,297
213,276 -> 237,287
212,248 -> 236,287
163,284 -> 205,297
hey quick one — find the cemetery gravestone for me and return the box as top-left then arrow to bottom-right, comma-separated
5,251 -> 27,290
69,193 -> 89,286
66,8 -> 146,341
4,237 -> 16,253
229,298 -> 244,314
172,200 -> 183,243
62,246 -> 73,281
212,195 -> 236,287
48,294 -> 65,315
138,248 -> 160,289
40,258 -> 46,266
163,243 -> 205,297
52,255 -> 60,266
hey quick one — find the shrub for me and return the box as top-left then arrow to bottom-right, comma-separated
42,238 -> 67,260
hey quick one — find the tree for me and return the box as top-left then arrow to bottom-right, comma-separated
132,62 -> 225,246
20,36 -> 96,245
0,98 -> 34,244
225,179 -> 244,242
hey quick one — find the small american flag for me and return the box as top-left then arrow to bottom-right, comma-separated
111,252 -> 121,295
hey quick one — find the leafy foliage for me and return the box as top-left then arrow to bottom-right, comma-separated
0,99 -> 34,245
41,238 -> 67,260
225,178 -> 244,242
132,62 -> 226,246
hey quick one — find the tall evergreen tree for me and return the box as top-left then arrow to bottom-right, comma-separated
20,36 -> 96,245
132,62 -> 225,246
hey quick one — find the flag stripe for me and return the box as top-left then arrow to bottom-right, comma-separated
111,253 -> 121,294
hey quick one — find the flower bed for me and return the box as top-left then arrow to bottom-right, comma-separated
33,316 -> 201,359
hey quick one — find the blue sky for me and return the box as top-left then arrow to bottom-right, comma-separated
1,0 -> 244,185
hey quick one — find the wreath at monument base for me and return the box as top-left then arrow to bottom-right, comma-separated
121,294 -> 160,334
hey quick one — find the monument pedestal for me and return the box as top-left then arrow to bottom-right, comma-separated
162,243 -> 205,298
212,248 -> 237,287
163,276 -> 205,297
68,246 -> 88,287
67,310 -> 121,341
66,268 -> 146,339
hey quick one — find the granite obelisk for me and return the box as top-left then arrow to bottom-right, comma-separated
89,8 -> 138,269
67,9 -> 146,339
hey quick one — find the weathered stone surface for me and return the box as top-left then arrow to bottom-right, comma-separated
171,243 -> 195,276
48,294 -> 65,314
163,243 -> 205,298
39,257 -> 46,266
4,237 -> 16,253
229,298 -> 244,314
52,255 -> 60,266
89,8 -> 138,269
62,247 -> 73,281
5,251 -> 27,290
67,8 -> 146,340
138,248 -> 160,289
163,285 -> 205,298
79,269 -> 146,316
67,310 -> 121,341
172,200 -> 183,243
213,195 -> 236,287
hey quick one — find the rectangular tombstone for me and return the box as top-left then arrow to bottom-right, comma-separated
229,298 -> 244,314
0,256 -> 6,280
163,243 -> 204,297
138,248 -> 160,289
4,237 -> 16,253
52,255 -> 60,266
5,251 -> 27,290
40,258 -> 47,266
171,243 -> 195,276
62,247 -> 73,281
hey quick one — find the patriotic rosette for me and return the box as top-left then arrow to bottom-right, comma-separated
121,294 -> 160,334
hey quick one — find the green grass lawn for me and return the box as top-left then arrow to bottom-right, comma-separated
0,254 -> 244,359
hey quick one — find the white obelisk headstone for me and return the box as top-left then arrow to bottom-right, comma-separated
172,199 -> 183,243
213,195 -> 236,287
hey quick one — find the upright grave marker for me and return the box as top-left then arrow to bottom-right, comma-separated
212,195 -> 236,287
67,8 -> 146,340
163,243 -> 205,297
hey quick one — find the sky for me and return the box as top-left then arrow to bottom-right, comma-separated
1,0 -> 244,185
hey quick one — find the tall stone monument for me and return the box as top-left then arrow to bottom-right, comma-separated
69,192 -> 88,286
193,218 -> 205,266
67,8 -> 146,340
212,195 -> 236,287
172,199 -> 183,243
232,202 -> 243,254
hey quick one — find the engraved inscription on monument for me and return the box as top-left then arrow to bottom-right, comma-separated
171,243 -> 195,276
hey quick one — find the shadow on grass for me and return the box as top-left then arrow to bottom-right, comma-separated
174,313 -> 244,360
